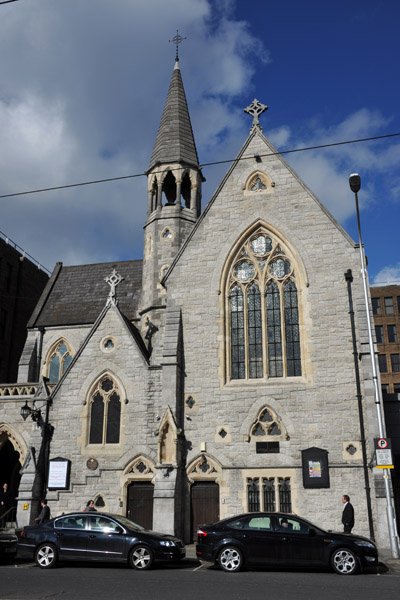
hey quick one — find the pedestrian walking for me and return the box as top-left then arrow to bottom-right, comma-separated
83,500 -> 97,512
341,494 -> 355,533
35,499 -> 51,525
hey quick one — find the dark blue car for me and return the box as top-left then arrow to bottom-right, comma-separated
196,512 -> 378,575
18,512 -> 185,569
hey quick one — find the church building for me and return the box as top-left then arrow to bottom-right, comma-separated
0,55 -> 392,548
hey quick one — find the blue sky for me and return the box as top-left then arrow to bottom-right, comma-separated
0,0 -> 399,284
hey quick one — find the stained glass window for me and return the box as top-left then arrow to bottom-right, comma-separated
227,229 -> 301,380
266,282 -> 283,377
284,281 -> 301,376
230,285 -> 245,379
247,283 -> 263,378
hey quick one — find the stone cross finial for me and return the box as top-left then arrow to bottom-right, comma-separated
169,30 -> 187,61
244,99 -> 268,130
105,269 -> 124,305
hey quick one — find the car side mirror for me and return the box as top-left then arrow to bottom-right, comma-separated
308,528 -> 316,537
115,526 -> 123,534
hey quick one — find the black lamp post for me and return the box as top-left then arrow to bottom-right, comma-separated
349,173 -> 399,558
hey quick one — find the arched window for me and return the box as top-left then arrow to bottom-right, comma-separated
47,340 -> 73,383
89,376 -> 122,445
227,229 -> 301,380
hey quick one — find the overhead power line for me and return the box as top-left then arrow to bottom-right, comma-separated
0,132 -> 399,200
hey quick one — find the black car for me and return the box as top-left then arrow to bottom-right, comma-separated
17,512 -> 185,569
0,529 -> 18,560
196,512 -> 378,575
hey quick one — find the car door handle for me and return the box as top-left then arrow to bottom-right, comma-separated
88,534 -> 97,538
281,537 -> 290,542
56,532 -> 63,537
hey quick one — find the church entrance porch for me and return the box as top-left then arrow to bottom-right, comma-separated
191,481 -> 219,541
127,481 -> 154,530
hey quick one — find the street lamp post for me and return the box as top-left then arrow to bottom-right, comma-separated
349,173 -> 399,558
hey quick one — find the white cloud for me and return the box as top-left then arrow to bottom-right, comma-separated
372,264 -> 400,286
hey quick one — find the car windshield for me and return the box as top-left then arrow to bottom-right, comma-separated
110,515 -> 145,531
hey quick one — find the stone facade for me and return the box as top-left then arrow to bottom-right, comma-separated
0,60 -> 393,549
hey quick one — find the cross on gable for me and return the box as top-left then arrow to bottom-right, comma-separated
105,269 -> 124,305
244,99 -> 268,131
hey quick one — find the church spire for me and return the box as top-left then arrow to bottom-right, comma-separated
148,48 -> 199,172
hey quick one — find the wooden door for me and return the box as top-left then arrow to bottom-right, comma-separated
191,482 -> 219,541
127,482 -> 154,530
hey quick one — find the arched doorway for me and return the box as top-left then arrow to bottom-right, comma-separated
127,482 -> 154,530
191,482 -> 219,541
0,440 -> 21,522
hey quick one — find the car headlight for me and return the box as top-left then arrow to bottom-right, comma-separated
354,540 -> 376,549
160,540 -> 176,547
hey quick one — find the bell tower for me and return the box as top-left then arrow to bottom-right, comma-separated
140,36 -> 204,320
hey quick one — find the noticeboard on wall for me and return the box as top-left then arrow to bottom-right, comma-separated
301,447 -> 330,488
48,457 -> 71,490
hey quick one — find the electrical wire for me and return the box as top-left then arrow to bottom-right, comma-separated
0,132 -> 399,200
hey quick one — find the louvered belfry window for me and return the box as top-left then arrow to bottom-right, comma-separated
228,230 -> 301,380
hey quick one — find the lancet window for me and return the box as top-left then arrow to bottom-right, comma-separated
227,229 -> 301,380
47,340 -> 73,383
89,376 -> 122,445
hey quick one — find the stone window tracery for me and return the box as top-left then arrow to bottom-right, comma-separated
227,229 -> 301,380
89,375 -> 122,445
250,407 -> 286,440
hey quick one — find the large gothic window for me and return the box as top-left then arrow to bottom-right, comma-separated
89,376 -> 121,445
47,340 -> 73,383
227,229 -> 301,380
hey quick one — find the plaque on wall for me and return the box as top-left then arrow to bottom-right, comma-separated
87,458 -> 99,471
301,447 -> 330,488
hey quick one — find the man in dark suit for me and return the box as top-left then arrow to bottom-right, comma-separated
0,483 -> 11,526
342,494 -> 355,533
35,499 -> 51,525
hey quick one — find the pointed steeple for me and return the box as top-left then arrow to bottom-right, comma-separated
148,59 -> 199,171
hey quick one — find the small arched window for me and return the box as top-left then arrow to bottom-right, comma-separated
226,229 -> 302,380
89,376 -> 122,445
48,340 -> 73,383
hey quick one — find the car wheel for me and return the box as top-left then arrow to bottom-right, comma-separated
130,545 -> 154,570
218,546 -> 243,572
331,548 -> 358,575
35,543 -> 58,569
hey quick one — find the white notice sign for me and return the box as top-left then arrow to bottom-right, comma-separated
48,460 -> 70,489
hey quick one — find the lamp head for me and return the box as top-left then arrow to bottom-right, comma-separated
349,173 -> 361,193
20,401 -> 32,421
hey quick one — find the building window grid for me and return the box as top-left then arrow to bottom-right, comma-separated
48,341 -> 73,383
387,324 -> 397,343
390,354 -> 400,373
384,297 -> 394,315
378,354 -> 388,373
372,297 -> 381,315
228,231 -> 301,381
375,325 -> 384,344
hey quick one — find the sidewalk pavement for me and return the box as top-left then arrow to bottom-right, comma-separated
378,550 -> 400,575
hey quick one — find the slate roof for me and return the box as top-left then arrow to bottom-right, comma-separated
148,60 -> 199,171
29,260 -> 143,327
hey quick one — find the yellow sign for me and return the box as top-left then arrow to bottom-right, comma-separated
23,503 -> 29,510
376,465 -> 394,469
